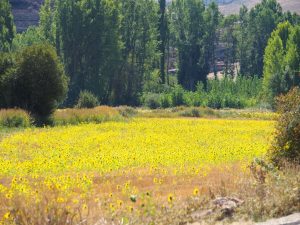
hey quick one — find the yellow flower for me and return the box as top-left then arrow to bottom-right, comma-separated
193,188 -> 199,196
109,203 -> 115,212
128,206 -> 134,213
167,194 -> 174,203
117,200 -> 123,207
3,212 -> 10,220
57,197 -> 65,203
5,193 -> 12,199
82,204 -> 88,210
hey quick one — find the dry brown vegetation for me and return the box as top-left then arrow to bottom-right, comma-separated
0,162 -> 299,225
52,106 -> 124,126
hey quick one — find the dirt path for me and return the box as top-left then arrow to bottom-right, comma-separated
256,213 -> 300,225
188,213 -> 300,225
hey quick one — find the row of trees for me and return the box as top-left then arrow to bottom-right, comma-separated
263,22 -> 300,104
1,0 -> 300,111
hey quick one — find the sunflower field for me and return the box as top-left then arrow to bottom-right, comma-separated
0,118 -> 275,224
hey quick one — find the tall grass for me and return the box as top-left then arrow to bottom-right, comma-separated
0,109 -> 31,128
52,106 -> 124,126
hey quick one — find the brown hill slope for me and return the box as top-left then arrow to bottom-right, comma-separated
9,0 -> 43,32
219,0 -> 300,15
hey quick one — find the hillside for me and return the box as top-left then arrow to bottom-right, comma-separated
167,0 -> 300,15
219,0 -> 300,15
9,0 -> 43,32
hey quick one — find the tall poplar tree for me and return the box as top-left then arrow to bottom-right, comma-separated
263,22 -> 300,104
170,0 -> 208,90
205,1 -> 220,77
56,0 -> 122,105
113,0 -> 159,105
0,0 -> 15,52
158,0 -> 167,84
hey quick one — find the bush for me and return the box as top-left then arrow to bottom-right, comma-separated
179,108 -> 201,117
268,87 -> 300,165
14,44 -> 68,125
207,93 -> 223,109
76,90 -> 99,109
0,109 -> 31,127
171,86 -> 185,106
143,93 -> 161,109
117,106 -> 137,118
160,94 -> 171,108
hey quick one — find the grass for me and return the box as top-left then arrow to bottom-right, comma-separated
0,109 -> 31,128
136,107 -> 277,121
52,106 -> 125,126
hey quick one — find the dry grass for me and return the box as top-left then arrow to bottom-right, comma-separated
137,107 -> 277,121
0,109 -> 31,128
52,106 -> 124,125
0,163 -> 298,225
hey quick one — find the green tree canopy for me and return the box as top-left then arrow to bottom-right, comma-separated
14,44 -> 68,122
170,0 -> 208,90
263,22 -> 300,105
0,0 -> 16,52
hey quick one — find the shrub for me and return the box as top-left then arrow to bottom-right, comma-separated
76,90 -> 99,109
0,109 -> 31,127
160,94 -> 171,108
143,93 -> 161,109
14,44 -> 68,125
207,93 -> 223,109
268,87 -> 300,165
179,108 -> 201,117
117,106 -> 137,118
171,85 -> 185,106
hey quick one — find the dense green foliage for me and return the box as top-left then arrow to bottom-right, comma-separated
76,90 -> 99,109
1,0 -> 300,111
169,0 -> 212,90
142,76 -> 262,109
158,0 -> 167,84
14,44 -> 68,121
0,52 -> 15,107
0,0 -> 15,52
38,0 -> 160,106
12,26 -> 46,51
263,22 -> 300,105
269,87 -> 300,165
239,0 -> 283,77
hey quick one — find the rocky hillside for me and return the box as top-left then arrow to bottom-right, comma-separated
219,0 -> 300,15
167,0 -> 300,15
9,0 -> 43,32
